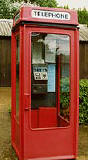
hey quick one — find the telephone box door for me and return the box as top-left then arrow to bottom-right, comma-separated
23,26 -> 78,159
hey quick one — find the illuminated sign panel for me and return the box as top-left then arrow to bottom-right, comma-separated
32,9 -> 70,20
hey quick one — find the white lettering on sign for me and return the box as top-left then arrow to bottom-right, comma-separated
32,10 -> 70,20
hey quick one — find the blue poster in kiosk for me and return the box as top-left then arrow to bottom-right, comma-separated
48,64 -> 56,92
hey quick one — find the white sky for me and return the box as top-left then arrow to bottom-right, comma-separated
57,0 -> 88,9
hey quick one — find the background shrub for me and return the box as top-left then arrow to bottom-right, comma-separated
60,78 -> 88,124
79,79 -> 88,124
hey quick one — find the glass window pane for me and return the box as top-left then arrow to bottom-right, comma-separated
31,33 -> 70,129
59,35 -> 70,126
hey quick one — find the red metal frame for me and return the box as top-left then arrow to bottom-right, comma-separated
11,6 -> 79,160
13,7 -> 78,26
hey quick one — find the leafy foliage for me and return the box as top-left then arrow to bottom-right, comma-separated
0,0 -> 19,19
60,78 -> 88,124
0,0 -> 57,19
0,0 -> 9,18
60,78 -> 69,108
63,5 -> 69,9
77,8 -> 88,25
31,0 -> 57,8
60,92 -> 69,109
79,79 -> 88,124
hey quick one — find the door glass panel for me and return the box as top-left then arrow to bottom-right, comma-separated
58,35 -> 70,126
31,33 -> 70,128
16,36 -> 20,120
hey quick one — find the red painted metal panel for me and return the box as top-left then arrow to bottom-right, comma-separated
13,7 -> 78,26
11,32 -> 16,144
11,26 -> 25,160
23,27 -> 78,160
15,120 -> 20,150
39,107 -> 57,128
24,128 -> 74,159
11,6 -> 79,160
31,108 -> 57,128
31,110 -> 38,128
19,26 -> 25,160
58,115 -> 70,127
73,29 -> 79,157
56,54 -> 60,116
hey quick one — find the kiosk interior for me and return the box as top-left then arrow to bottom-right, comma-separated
11,6 -> 79,160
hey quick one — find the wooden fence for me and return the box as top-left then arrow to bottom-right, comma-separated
0,37 -> 88,87
0,37 -> 11,87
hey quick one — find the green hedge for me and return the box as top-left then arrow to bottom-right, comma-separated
79,79 -> 88,124
60,78 -> 88,124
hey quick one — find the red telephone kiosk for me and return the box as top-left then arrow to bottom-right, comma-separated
11,6 -> 79,160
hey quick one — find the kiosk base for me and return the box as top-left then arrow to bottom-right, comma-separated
25,156 -> 76,160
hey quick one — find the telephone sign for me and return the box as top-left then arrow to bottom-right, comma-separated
32,9 -> 70,20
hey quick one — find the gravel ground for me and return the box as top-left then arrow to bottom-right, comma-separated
0,125 -> 88,160
0,87 -> 88,160
78,125 -> 88,160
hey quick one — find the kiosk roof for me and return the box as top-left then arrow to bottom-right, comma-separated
13,6 -> 78,27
